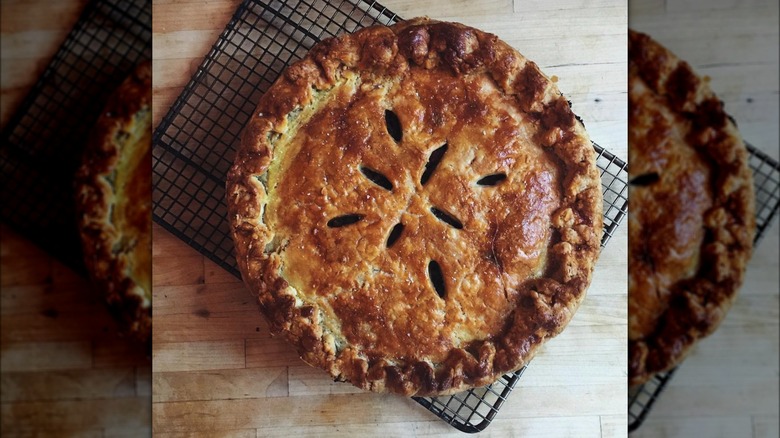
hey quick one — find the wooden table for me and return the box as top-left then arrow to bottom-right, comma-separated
151,0 -> 628,436
629,1 -> 779,437
3,1 -> 777,436
1,1 -> 152,436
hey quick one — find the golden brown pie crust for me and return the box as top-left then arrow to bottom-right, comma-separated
75,61 -> 152,344
227,18 -> 603,396
628,30 -> 755,386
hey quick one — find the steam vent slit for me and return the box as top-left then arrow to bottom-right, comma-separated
421,143 -> 448,185
629,172 -> 660,186
360,166 -> 393,190
430,207 -> 463,230
428,260 -> 446,299
476,173 -> 507,186
327,214 -> 363,228
386,222 -> 404,247
385,109 -> 402,142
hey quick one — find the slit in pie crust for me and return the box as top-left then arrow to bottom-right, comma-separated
628,30 -> 755,386
228,18 -> 603,396
75,61 -> 152,345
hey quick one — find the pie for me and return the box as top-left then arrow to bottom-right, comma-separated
75,61 -> 152,344
628,30 -> 755,386
227,18 -> 603,396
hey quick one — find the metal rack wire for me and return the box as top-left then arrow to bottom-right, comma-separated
628,143 -> 780,433
151,0 -> 628,432
0,0 -> 152,274
747,145 -> 780,241
628,368 -> 677,433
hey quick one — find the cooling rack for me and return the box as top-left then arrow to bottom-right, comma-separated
0,0 -> 152,274
151,0 -> 628,432
628,143 -> 780,433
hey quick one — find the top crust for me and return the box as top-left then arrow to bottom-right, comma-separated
75,61 -> 152,344
628,30 -> 755,386
227,18 -> 603,396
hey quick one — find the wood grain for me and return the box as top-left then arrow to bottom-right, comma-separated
1,1 -> 772,437
1,226 -> 152,436
151,0 -> 628,436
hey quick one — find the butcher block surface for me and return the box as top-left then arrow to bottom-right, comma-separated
150,0 -> 628,436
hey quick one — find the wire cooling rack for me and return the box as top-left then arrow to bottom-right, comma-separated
628,143 -> 780,433
748,145 -> 780,240
0,0 -> 152,274
152,0 -> 628,432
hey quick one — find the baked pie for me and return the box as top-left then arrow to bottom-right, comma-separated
227,18 -> 603,396
75,61 -> 152,344
628,30 -> 755,386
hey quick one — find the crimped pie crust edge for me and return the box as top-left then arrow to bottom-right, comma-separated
228,18 -> 603,396
75,61 -> 152,344
628,30 -> 756,386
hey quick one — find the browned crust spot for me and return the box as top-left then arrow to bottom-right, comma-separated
227,18 -> 602,396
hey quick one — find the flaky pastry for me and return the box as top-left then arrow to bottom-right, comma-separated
228,18 -> 602,396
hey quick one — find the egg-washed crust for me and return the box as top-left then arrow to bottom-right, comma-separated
75,61 -> 152,344
628,30 -> 755,386
227,18 -> 603,396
